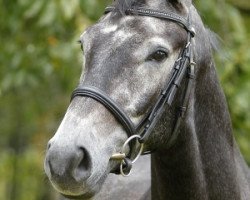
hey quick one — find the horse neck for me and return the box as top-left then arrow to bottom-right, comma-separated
150,48 -> 245,199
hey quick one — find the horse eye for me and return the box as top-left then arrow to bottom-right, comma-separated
148,50 -> 168,62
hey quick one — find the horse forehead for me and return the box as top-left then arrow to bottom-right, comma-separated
85,15 -> 168,46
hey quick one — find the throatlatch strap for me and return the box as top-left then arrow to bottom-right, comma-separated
165,34 -> 196,149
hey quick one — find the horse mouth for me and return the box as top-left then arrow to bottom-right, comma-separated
50,175 -> 103,199
62,192 -> 94,200
51,166 -> 110,199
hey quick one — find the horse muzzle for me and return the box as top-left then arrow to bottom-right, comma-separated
44,140 -> 92,196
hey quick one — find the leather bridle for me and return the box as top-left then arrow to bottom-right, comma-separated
71,6 -> 196,176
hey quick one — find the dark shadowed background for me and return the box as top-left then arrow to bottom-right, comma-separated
0,0 -> 249,199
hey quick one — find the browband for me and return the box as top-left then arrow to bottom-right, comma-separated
104,6 -> 195,37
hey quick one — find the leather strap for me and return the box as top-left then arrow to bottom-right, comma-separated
105,6 -> 195,36
71,86 -> 136,136
138,33 -> 194,144
165,34 -> 196,149
165,59 -> 196,149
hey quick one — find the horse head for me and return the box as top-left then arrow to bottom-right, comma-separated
44,0 -> 197,198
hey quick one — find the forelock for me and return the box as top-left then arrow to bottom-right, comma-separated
114,0 -> 145,14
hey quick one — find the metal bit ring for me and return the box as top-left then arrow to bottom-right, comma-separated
121,135 -> 144,164
120,158 -> 133,177
119,135 -> 144,177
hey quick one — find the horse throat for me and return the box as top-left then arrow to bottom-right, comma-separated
150,61 -> 248,200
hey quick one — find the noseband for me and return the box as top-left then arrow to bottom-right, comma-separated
71,6 -> 196,176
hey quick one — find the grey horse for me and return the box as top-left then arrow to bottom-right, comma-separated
44,0 -> 250,199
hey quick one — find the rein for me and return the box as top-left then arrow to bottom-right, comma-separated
71,6 -> 196,176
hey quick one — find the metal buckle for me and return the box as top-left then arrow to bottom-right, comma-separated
185,41 -> 191,48
189,27 -> 196,37
110,135 -> 144,177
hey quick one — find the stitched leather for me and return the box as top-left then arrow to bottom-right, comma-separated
105,6 -> 195,36
71,86 -> 136,136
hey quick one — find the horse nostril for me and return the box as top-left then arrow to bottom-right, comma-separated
78,148 -> 88,170
44,144 -> 92,184
74,147 -> 91,180
47,140 -> 54,150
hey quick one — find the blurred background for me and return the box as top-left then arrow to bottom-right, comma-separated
0,0 -> 249,199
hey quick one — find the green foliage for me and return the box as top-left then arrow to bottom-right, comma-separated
0,0 -> 249,199
0,0 -> 110,199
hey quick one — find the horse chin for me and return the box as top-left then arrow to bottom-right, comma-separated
53,183 -> 100,199
51,170 -> 108,199
62,193 -> 94,200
